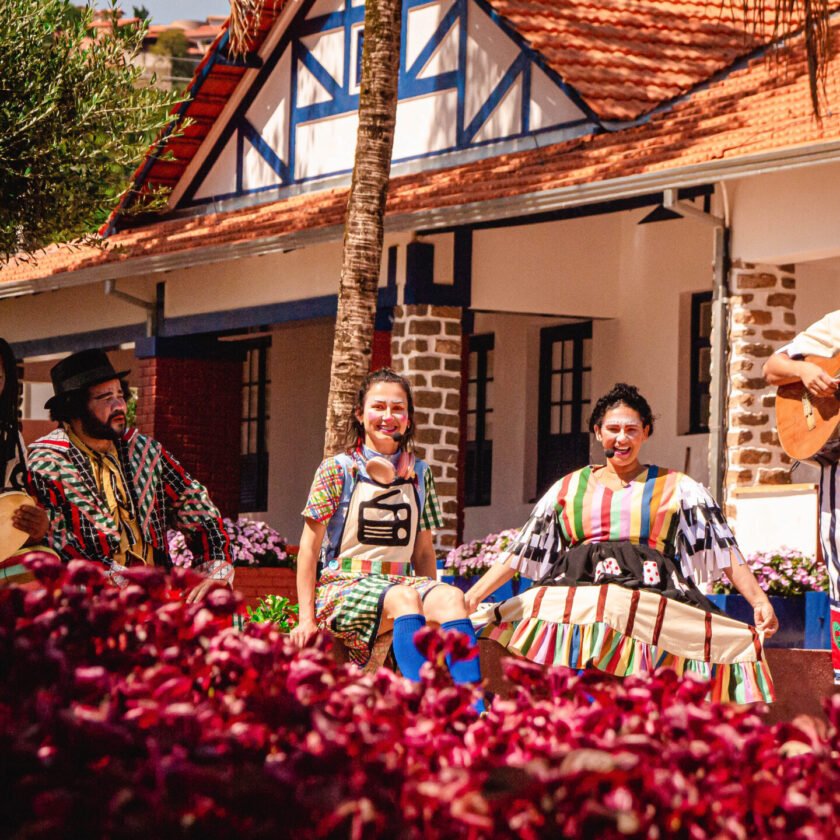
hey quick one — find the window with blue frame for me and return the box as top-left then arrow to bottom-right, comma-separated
355,30 -> 364,87
689,291 -> 713,434
240,342 -> 271,512
465,333 -> 494,507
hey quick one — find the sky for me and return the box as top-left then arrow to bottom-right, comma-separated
96,1 -> 231,24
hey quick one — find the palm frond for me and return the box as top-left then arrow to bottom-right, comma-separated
228,0 -> 265,58
738,0 -> 834,118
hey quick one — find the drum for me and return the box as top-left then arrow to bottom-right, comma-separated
0,490 -> 34,562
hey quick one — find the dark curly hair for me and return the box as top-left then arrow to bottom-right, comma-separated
0,338 -> 20,467
588,383 -> 655,436
48,379 -> 131,424
344,368 -> 416,453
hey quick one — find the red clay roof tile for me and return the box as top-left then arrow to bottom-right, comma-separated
108,1 -> 800,224
3,19 -> 839,289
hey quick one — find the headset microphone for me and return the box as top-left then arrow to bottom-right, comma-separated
392,432 -> 404,443
604,448 -> 616,459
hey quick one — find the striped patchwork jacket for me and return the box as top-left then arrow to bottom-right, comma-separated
26,427 -> 232,580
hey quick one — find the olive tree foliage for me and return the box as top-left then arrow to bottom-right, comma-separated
0,0 -> 183,261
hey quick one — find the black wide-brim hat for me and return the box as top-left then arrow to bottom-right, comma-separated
44,349 -> 130,410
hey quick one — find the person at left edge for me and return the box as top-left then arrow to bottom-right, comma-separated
1,338 -> 51,585
26,349 -> 233,602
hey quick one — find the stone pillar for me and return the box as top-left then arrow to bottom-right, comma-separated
723,263 -> 797,517
391,304 -> 462,552
135,338 -> 243,519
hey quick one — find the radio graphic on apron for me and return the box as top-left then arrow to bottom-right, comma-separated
338,477 -> 420,565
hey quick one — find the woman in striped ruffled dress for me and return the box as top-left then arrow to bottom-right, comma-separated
465,383 -> 779,703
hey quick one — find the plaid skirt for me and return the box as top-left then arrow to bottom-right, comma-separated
316,557 -> 439,665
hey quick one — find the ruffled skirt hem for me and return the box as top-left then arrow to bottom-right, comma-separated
473,582 -> 775,704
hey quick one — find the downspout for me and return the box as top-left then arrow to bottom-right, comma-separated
662,189 -> 730,503
104,280 -> 158,337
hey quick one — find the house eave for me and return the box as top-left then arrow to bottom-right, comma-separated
4,139 -> 840,302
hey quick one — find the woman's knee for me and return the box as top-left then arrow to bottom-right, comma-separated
384,584 -> 423,617
424,583 -> 468,621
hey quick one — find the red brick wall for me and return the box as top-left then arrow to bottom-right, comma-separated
136,355 -> 241,518
234,567 -> 297,610
371,329 -> 392,370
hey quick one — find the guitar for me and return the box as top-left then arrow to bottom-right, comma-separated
775,352 -> 840,460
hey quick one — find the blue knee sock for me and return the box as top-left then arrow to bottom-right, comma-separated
441,618 -> 485,713
392,613 -> 427,682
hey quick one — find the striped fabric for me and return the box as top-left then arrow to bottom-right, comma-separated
475,584 -> 775,704
338,557 -> 413,576
476,464 -> 776,703
503,466 -> 742,584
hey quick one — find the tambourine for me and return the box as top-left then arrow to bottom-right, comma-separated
0,490 -> 34,561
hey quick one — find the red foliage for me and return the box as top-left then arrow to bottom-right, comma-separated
1,552 -> 838,838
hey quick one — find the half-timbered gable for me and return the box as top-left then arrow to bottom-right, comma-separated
172,0 -> 596,209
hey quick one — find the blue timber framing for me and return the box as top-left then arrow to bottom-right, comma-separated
181,0 -> 602,208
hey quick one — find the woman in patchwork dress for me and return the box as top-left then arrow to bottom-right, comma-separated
465,383 -> 779,703
290,368 -> 483,696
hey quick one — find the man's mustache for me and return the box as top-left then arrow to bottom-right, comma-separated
109,412 -> 126,423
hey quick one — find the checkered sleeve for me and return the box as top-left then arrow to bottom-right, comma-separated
25,458 -> 94,563
674,474 -> 744,584
302,458 -> 345,522
420,466 -> 443,531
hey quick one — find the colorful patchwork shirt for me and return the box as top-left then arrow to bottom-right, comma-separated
26,427 -> 232,586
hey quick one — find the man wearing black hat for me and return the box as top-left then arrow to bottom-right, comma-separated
26,349 -> 233,601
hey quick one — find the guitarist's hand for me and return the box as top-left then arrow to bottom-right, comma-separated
798,362 -> 838,399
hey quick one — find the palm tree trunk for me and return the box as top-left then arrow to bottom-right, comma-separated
323,0 -> 403,456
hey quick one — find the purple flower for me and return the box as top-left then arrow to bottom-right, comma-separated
167,516 -> 293,569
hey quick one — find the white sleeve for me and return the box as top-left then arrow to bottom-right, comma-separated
497,481 -> 568,580
674,475 -> 745,583
777,310 -> 840,359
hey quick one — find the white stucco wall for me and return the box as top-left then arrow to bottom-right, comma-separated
729,163 -> 840,265
463,206 -> 716,541
794,259 -> 840,328
164,244 -> 344,318
256,318 -> 334,541
0,278 -> 152,344
471,214 -> 622,317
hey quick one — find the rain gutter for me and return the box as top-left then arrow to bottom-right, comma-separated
661,189 -> 729,504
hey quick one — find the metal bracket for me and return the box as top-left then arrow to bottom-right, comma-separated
662,188 -> 724,227
104,280 -> 156,336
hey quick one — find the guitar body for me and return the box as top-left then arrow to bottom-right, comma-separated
775,353 -> 840,460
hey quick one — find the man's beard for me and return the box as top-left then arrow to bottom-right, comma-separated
80,409 -> 126,442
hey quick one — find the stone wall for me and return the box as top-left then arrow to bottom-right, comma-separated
724,262 -> 797,517
391,304 -> 463,552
